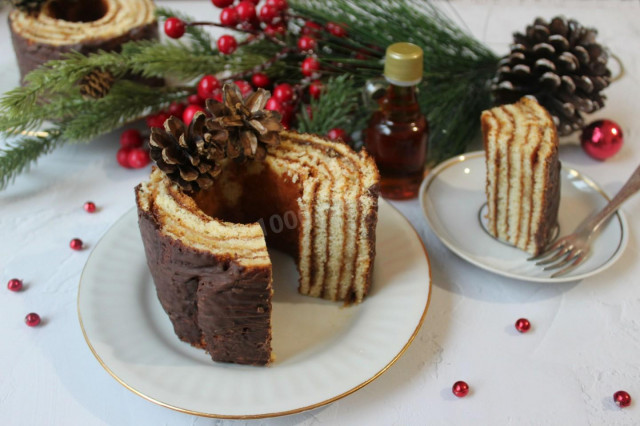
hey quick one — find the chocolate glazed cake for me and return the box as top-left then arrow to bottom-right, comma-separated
482,96 -> 560,255
136,131 -> 380,365
9,0 -> 158,81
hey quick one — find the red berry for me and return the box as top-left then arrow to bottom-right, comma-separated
258,5 -> 278,24
83,201 -> 97,213
212,90 -> 223,103
266,0 -> 288,11
301,57 -> 320,77
327,128 -> 348,142
326,21 -> 347,37
452,381 -> 469,397
70,238 -> 83,250
146,112 -> 170,129
187,93 -> 205,107
120,129 -> 143,149
264,23 -> 286,37
220,7 -> 238,26
245,0 -> 260,4
273,83 -> 294,103
197,75 -> 222,100
183,104 -> 205,124
614,390 -> 632,408
251,72 -> 270,88
235,1 -> 256,22
515,318 -> 531,333
234,80 -> 253,97
128,148 -> 151,169
116,147 -> 132,168
211,0 -> 234,8
168,102 -> 186,117
164,17 -> 186,39
7,278 -> 23,292
297,36 -> 316,51
309,80 -> 323,99
265,98 -> 285,115
301,20 -> 322,36
218,35 -> 238,55
25,313 -> 41,327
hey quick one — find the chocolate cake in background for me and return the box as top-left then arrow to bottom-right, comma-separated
482,96 -> 560,256
136,131 -> 380,365
9,0 -> 158,81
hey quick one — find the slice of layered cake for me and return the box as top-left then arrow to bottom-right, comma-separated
481,96 -> 560,255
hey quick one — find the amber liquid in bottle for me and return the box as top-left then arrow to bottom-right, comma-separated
365,84 -> 428,200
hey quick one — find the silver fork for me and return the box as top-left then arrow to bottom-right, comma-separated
530,163 -> 640,277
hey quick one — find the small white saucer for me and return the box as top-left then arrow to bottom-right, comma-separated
419,151 -> 628,283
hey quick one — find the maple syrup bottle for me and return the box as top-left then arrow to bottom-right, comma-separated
365,42 -> 428,200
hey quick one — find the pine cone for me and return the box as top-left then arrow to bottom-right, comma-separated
149,113 -> 224,192
11,0 -> 46,14
492,16 -> 611,136
205,83 -> 283,161
79,69 -> 115,99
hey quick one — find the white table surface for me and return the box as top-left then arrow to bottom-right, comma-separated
1,1 -> 639,425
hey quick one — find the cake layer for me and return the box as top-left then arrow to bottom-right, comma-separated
482,97 -> 560,255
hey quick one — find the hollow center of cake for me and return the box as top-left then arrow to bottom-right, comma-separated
47,0 -> 109,23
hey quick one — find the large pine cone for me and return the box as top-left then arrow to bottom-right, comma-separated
205,83 -> 283,161
492,16 -> 611,136
149,113 -> 224,192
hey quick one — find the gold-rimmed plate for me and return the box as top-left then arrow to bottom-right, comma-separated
419,151 -> 628,283
77,199 -> 431,419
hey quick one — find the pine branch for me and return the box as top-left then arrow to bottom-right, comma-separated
155,7 -> 215,55
0,129 -> 63,190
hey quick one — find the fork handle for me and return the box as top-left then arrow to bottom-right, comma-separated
578,163 -> 640,235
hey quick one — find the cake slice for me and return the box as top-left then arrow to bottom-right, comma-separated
481,96 -> 560,255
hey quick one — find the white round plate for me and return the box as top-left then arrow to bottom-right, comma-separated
78,199 -> 431,419
419,151 -> 628,283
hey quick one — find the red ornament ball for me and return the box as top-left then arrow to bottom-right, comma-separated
211,0 -> 234,8
327,128 -> 348,142
128,148 -> 151,169
70,238 -> 83,250
298,36 -> 317,52
220,7 -> 238,27
235,1 -> 256,22
168,102 -> 186,118
197,75 -> 222,100
25,313 -> 41,327
259,5 -> 278,24
218,35 -> 238,55
183,104 -> 205,125
301,57 -> 320,77
251,72 -> 270,88
120,129 -> 143,149
614,390 -> 632,408
7,278 -> 23,292
83,201 -> 97,213
266,0 -> 288,11
273,83 -> 294,103
452,381 -> 470,398
164,17 -> 186,39
309,80 -> 323,99
581,119 -> 624,161
515,318 -> 531,333
116,147 -> 132,168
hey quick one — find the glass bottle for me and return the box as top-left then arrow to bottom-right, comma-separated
364,42 -> 429,200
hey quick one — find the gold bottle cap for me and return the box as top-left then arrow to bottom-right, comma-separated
383,42 -> 424,86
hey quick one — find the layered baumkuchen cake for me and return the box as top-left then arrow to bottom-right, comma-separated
9,0 -> 157,81
136,127 -> 380,365
481,96 -> 560,255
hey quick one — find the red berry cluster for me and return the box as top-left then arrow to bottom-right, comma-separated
116,128 -> 150,169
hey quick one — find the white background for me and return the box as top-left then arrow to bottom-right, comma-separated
1,1 -> 639,425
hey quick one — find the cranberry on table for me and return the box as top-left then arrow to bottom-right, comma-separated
251,72 -> 270,88
309,80 -> 323,99
301,57 -> 320,77
235,1 -> 256,22
273,83 -> 294,103
197,75 -> 222,100
452,381 -> 469,397
164,17 -> 186,39
69,238 -> 83,250
613,390 -> 632,408
7,278 -> 23,292
83,201 -> 97,213
128,148 -> 151,169
25,313 -> 41,327
211,0 -> 234,8
515,318 -> 531,333
297,36 -> 317,52
218,35 -> 238,55
119,129 -> 143,149
220,7 -> 238,27
183,104 -> 205,124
